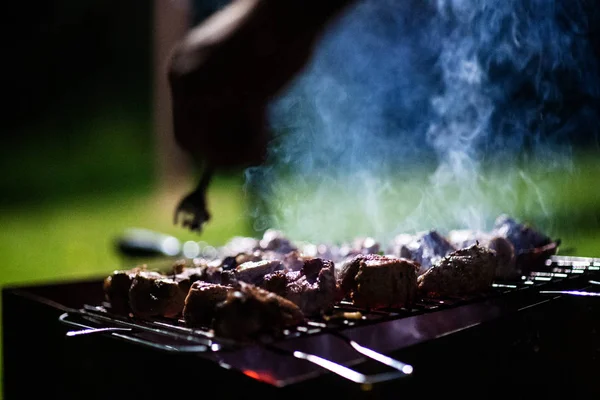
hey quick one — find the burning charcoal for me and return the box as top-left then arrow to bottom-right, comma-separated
129,271 -> 186,318
352,237 -> 380,255
337,237 -> 381,260
234,259 -> 283,286
492,214 -> 552,254
391,231 -> 456,275
279,250 -> 307,271
417,243 -> 497,298
221,236 -> 260,257
301,242 -> 342,262
213,282 -> 304,340
259,229 -> 297,254
183,281 -> 233,328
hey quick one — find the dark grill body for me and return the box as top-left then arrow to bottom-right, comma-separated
4,256 -> 600,399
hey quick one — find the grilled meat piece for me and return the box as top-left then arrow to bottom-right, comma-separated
337,254 -> 383,298
103,267 -> 146,314
302,257 -> 334,280
286,267 -> 338,315
173,267 -> 207,293
213,282 -> 304,340
263,270 -> 299,295
352,255 -> 418,309
129,271 -> 186,318
183,281 -> 233,328
492,214 -> 552,254
392,231 -> 456,275
263,258 -> 338,315
417,243 -> 497,298
448,230 -> 517,279
234,259 -> 283,286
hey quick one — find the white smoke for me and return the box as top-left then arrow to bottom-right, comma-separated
244,0 -> 600,244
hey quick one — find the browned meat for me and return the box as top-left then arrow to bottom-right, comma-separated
392,231 -> 456,275
279,250 -> 309,271
213,282 -> 304,340
447,230 -> 517,279
337,254 -> 379,299
182,281 -> 233,328
263,258 -> 338,315
302,258 -> 334,280
263,270 -> 298,296
234,259 -> 283,286
128,271 -> 186,318
286,267 -> 338,315
103,266 -> 147,314
417,244 -> 497,298
351,255 -> 419,309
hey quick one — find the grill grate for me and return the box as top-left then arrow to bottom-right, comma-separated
60,254 -> 600,351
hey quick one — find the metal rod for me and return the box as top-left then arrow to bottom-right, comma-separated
66,327 -> 133,336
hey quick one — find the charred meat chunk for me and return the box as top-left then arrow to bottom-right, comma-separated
301,258 -> 334,281
234,259 -> 283,286
492,214 -> 552,254
417,244 -> 497,298
182,281 -> 233,328
448,230 -> 517,279
286,267 -> 338,315
263,258 -> 338,315
103,267 -> 146,314
263,270 -> 296,296
337,254 -> 371,299
213,282 -> 304,340
392,231 -> 456,275
129,271 -> 186,318
351,255 -> 418,309
173,267 -> 206,293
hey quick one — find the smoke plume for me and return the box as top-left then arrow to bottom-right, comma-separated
244,0 -> 600,244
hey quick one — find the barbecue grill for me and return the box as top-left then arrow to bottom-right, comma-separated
4,254 -> 600,399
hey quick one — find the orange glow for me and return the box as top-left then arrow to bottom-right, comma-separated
242,369 -> 279,386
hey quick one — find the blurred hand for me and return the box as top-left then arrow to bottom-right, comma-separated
168,0 -> 356,169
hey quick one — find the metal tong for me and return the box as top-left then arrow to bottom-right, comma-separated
60,307 -> 413,387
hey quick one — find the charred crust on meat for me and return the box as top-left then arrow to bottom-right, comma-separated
351,255 -> 419,309
129,272 -> 186,318
212,282 -> 304,340
183,281 -> 233,328
417,243 -> 498,298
